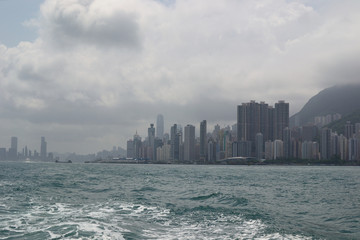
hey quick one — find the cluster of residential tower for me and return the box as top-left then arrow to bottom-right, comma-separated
127,100 -> 360,163
0,137 -> 54,161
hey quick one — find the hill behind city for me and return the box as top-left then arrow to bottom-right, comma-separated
290,83 -> 360,127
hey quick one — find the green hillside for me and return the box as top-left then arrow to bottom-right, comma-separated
325,109 -> 360,134
290,84 -> 360,127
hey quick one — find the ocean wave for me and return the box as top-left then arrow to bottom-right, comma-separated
0,200 -> 312,240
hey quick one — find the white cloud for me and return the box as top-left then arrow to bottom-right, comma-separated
0,0 -> 360,153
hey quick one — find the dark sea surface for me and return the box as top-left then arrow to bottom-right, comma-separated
0,162 -> 359,240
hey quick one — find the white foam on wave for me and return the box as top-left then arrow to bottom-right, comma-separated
0,201 -> 129,239
0,200 -> 312,240
142,212 -> 312,240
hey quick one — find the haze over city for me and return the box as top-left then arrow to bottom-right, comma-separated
1,0 -> 360,154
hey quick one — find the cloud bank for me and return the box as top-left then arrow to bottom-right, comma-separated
0,0 -> 360,153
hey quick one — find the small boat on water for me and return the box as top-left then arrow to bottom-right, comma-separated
55,160 -> 72,163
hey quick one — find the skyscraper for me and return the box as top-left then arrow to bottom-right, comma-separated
237,100 -> 289,156
184,124 -> 195,163
255,132 -> 263,160
170,124 -> 180,162
259,102 -> 269,141
268,106 -> 275,141
8,137 -> 18,160
321,128 -> 331,160
200,120 -> 207,163
156,114 -> 164,139
344,121 -> 354,139
11,137 -> 17,152
274,100 -> 289,140
237,101 -> 260,143
283,127 -> 292,159
148,124 -> 155,160
127,140 -> 134,158
41,137 -> 47,161
133,132 -> 142,159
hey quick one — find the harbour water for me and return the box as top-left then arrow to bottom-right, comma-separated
0,162 -> 359,239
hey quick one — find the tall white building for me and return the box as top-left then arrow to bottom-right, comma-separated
273,140 -> 283,159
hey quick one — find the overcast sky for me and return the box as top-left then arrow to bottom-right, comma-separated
0,0 -> 360,154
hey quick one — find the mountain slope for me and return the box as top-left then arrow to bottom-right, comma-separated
325,109 -> 360,134
290,84 -> 360,127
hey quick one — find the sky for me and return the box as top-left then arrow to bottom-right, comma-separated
0,0 -> 360,154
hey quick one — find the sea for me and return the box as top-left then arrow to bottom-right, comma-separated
0,162 -> 359,240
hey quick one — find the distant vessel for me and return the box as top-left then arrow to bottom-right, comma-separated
85,157 -> 146,164
55,160 -> 72,163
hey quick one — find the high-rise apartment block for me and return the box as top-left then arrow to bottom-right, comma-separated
170,124 -> 181,162
148,124 -> 155,160
41,137 -> 47,161
8,137 -> 18,160
184,124 -> 195,163
200,120 -> 207,163
274,100 -> 289,140
237,100 -> 289,157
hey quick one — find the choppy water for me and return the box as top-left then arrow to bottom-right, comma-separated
0,162 -> 359,240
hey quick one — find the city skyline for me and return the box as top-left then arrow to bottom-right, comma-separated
126,99 -> 359,163
1,0 -> 360,153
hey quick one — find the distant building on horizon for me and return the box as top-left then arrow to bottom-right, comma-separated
148,124 -> 155,160
41,137 -> 47,161
8,137 -> 18,160
275,100 -> 289,141
237,100 -> 289,157
184,124 -> 195,163
200,120 -> 207,163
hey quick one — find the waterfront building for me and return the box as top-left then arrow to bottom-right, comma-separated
255,133 -> 263,160
348,137 -> 359,161
207,138 -> 216,163
184,124 -> 195,163
268,106 -> 275,141
154,138 -> 163,161
283,127 -> 291,159
133,132 -> 142,159
237,140 -> 251,157
170,124 -> 181,162
41,137 -> 47,161
301,141 -> 319,160
156,143 -> 171,162
212,124 -> 220,142
274,101 -> 289,141
265,140 -> 273,160
259,102 -> 269,141
301,125 -> 317,141
237,100 -> 289,156
338,134 -> 348,160
148,124 -> 155,160
163,133 -> 170,144
8,137 -> 18,160
0,148 -> 6,160
344,121 -> 355,139
200,120 -> 207,163
301,141 -> 310,160
321,128 -> 332,160
170,124 -> 177,161
127,140 -> 134,158
273,140 -> 284,159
